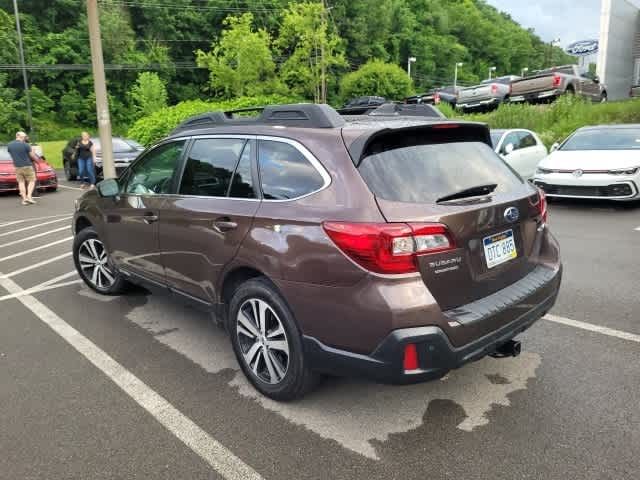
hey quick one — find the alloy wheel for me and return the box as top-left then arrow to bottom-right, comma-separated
78,238 -> 116,290
236,298 -> 290,385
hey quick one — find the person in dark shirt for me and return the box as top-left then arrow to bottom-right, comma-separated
7,131 -> 39,205
75,131 -> 97,189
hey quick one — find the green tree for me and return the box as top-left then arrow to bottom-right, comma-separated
276,2 -> 347,102
129,72 -> 168,118
196,13 -> 279,99
340,60 -> 414,101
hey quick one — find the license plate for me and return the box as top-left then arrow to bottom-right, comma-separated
483,230 -> 517,269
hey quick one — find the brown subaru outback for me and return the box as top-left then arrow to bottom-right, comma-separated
72,103 -> 561,400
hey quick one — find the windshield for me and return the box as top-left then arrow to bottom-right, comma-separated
0,146 -> 9,159
124,139 -> 145,150
92,138 -> 136,153
358,142 -> 522,204
561,128 -> 640,151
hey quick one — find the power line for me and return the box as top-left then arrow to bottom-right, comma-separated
0,62 -> 204,71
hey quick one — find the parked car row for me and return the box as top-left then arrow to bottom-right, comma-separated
396,64 -> 608,114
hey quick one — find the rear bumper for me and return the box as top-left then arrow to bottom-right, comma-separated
510,89 -> 560,103
456,97 -> 500,109
304,265 -> 561,384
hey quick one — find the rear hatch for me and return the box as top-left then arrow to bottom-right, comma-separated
350,123 -> 544,311
459,84 -> 494,102
510,74 -> 554,96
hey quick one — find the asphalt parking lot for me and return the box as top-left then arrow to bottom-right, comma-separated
1,177 -> 639,480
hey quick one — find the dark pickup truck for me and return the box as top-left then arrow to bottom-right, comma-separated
510,65 -> 607,104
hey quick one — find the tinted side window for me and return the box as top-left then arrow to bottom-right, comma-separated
502,132 -> 520,152
258,140 -> 325,200
229,141 -> 256,199
518,132 -> 537,148
125,140 -> 185,195
179,138 -> 245,197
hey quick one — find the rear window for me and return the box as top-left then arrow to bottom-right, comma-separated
561,128 -> 640,151
358,142 -> 523,203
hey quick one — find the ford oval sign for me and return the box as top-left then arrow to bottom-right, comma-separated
565,40 -> 599,57
504,207 -> 520,223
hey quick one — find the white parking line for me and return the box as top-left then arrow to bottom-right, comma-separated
635,226 -> 640,231
32,270 -> 79,289
545,314 -> 640,344
0,236 -> 72,263
0,226 -> 70,249
56,184 -> 84,191
0,213 -> 71,228
0,272 -> 263,480
0,279 -> 82,302
0,217 -> 71,238
1,252 -> 73,278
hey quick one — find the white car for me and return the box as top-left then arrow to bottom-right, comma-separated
491,129 -> 548,179
533,125 -> 640,201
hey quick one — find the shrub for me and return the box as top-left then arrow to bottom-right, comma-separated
129,72 -> 168,119
127,94 -> 302,146
340,60 -> 414,103
460,96 -> 640,147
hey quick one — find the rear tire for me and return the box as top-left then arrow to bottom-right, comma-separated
73,227 -> 128,295
228,277 -> 320,401
600,92 -> 607,103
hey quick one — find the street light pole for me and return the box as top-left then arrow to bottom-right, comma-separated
521,67 -> 529,77
489,66 -> 497,80
86,0 -> 115,180
454,62 -> 463,89
407,56 -> 416,79
12,0 -> 33,139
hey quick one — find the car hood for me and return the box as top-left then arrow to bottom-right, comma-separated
0,160 -> 15,173
0,160 -> 54,173
539,149 -> 640,170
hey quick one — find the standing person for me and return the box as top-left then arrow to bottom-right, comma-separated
76,131 -> 97,189
7,131 -> 39,205
24,134 -> 40,198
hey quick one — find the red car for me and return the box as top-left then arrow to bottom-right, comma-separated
0,144 -> 58,193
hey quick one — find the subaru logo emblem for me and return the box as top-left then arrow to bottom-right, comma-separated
573,169 -> 584,177
504,206 -> 520,223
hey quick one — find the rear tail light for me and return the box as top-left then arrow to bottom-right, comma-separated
322,222 -> 455,274
537,188 -> 548,224
491,83 -> 498,94
552,74 -> 562,88
434,93 -> 441,104
403,344 -> 419,372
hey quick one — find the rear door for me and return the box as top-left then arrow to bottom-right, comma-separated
158,136 -> 260,303
355,126 -> 543,311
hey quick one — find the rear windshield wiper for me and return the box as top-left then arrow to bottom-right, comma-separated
436,183 -> 497,203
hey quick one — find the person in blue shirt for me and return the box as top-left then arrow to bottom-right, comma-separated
7,131 -> 39,205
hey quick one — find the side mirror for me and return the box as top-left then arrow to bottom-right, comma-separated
97,178 -> 119,198
504,143 -> 515,155
550,142 -> 560,152
593,76 -> 600,84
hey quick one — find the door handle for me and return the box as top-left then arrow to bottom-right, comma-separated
143,212 -> 158,224
212,218 -> 238,233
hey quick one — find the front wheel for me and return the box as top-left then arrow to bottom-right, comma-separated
73,227 -> 128,295
600,92 -> 608,103
228,278 -> 320,401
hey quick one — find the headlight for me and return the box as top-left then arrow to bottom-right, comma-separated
536,167 -> 553,175
608,167 -> 639,175
39,168 -> 54,173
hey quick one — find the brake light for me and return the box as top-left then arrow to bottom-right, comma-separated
322,222 -> 455,274
434,92 -> 441,104
552,74 -> 562,88
432,123 -> 460,129
537,188 -> 548,224
491,83 -> 498,94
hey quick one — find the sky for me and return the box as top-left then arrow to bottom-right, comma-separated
486,0 -> 602,47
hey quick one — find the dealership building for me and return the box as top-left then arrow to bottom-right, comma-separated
597,0 -> 640,99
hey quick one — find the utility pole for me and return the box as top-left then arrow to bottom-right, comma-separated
407,57 -> 416,78
320,0 -> 327,104
454,62 -> 463,89
86,0 -> 115,179
12,0 -> 33,139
